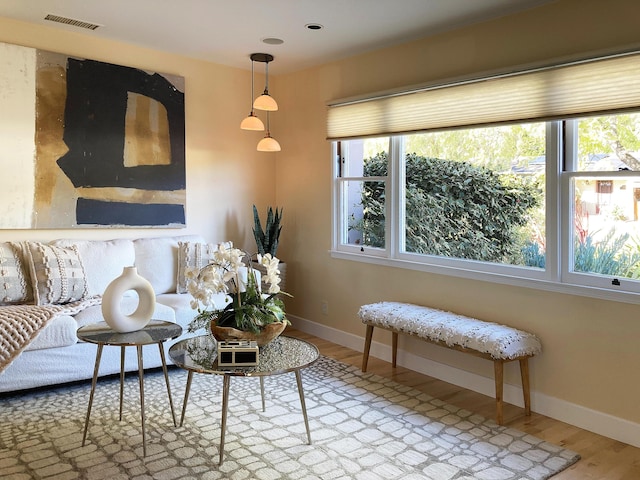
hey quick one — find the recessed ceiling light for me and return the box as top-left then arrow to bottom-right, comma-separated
262,37 -> 284,45
305,23 -> 323,31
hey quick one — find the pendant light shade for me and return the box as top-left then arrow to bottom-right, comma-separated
253,92 -> 278,111
240,58 -> 265,131
257,135 -> 281,152
257,111 -> 281,151
240,113 -> 264,131
252,53 -> 278,111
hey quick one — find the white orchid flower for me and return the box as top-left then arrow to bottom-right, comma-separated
186,243 -> 290,336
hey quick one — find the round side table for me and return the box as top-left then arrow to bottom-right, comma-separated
169,335 -> 319,465
77,319 -> 182,456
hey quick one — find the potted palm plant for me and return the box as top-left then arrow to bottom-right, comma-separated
252,205 -> 286,290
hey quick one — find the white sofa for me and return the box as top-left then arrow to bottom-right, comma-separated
0,235 -> 226,393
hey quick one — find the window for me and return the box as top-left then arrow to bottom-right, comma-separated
564,113 -> 640,292
333,112 -> 640,300
400,125 -> 546,269
336,138 -> 389,253
329,52 -> 640,301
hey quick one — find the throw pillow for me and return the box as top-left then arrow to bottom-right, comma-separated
25,242 -> 88,305
176,241 -> 232,294
0,242 -> 32,304
133,235 -> 205,295
52,238 -> 136,297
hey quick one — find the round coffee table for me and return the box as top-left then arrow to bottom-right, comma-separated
169,335 -> 319,465
77,320 -> 182,456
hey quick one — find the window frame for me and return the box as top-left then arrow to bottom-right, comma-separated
333,141 -> 388,258
561,120 -> 640,294
331,120 -> 640,305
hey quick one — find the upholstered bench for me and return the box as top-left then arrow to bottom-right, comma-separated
359,301 -> 542,424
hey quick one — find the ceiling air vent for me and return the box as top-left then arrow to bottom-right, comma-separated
44,14 -> 101,31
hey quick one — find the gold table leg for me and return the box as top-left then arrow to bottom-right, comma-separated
260,377 -> 266,412
136,345 -> 147,457
158,343 -> 177,426
219,375 -> 231,465
180,370 -> 193,427
82,344 -> 103,446
295,370 -> 312,444
119,346 -> 125,421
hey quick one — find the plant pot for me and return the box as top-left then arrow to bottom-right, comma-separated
209,321 -> 286,347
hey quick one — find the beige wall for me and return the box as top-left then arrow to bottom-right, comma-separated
276,0 -> 640,434
0,16 -> 276,249
2,0 -> 640,441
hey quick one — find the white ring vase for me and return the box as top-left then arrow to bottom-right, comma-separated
102,266 -> 155,333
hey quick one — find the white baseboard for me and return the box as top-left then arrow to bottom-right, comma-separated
290,315 -> 640,448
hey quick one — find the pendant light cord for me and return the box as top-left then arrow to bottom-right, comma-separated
250,60 -> 255,112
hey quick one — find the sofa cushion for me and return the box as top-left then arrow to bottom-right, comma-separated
24,314 -> 77,351
74,298 -> 177,328
157,292 -> 230,330
176,240 -> 232,294
24,242 -> 88,305
133,235 -> 205,295
156,293 -> 197,327
0,242 -> 32,305
53,238 -> 136,297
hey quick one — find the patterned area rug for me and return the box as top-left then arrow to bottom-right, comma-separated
0,356 -> 579,479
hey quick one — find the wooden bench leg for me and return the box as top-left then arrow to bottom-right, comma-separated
392,332 -> 398,368
494,360 -> 504,425
519,358 -> 532,416
362,325 -> 374,372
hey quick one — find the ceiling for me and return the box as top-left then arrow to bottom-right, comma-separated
0,0 -> 555,74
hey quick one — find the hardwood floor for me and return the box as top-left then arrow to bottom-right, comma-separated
287,328 -> 640,480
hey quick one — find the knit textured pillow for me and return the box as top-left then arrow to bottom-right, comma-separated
25,242 -> 88,305
0,242 -> 32,304
176,241 -> 232,294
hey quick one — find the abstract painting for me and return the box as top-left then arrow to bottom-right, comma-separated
0,41 -> 185,228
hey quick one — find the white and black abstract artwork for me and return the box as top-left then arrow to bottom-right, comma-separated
0,41 -> 186,228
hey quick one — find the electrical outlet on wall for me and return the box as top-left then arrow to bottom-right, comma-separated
321,300 -> 329,315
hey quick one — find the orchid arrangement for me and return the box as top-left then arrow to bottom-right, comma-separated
186,244 -> 289,334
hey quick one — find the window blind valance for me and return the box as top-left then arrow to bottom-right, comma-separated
326,51 -> 640,140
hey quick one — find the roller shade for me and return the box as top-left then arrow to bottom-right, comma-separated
327,51 -> 640,140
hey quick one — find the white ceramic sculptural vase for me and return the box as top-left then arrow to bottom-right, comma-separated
102,266 -> 155,333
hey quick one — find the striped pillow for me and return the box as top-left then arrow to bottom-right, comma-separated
24,242 -> 88,305
0,242 -> 32,304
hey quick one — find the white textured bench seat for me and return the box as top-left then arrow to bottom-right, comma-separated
359,301 -> 542,424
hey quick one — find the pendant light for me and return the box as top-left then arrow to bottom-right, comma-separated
257,111 -> 281,152
252,53 -> 278,111
244,53 -> 280,152
240,57 -> 264,131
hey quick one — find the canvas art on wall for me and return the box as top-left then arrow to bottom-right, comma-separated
0,41 -> 185,228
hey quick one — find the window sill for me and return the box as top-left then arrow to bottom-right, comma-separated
330,249 -> 640,306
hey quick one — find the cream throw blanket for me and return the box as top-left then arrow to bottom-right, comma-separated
0,297 -> 101,374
